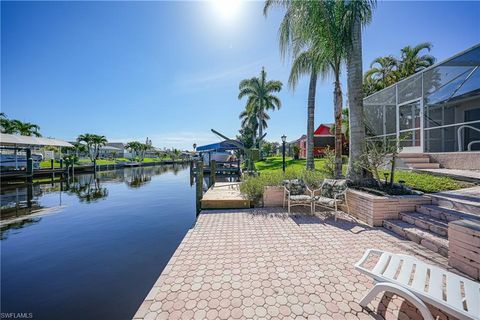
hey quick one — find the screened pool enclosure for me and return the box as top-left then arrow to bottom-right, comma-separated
364,44 -> 480,153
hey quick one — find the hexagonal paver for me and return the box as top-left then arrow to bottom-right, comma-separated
133,209 -> 458,320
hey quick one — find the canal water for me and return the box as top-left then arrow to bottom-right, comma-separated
1,165 -> 196,320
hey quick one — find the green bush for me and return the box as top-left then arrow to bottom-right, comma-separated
240,169 -> 325,202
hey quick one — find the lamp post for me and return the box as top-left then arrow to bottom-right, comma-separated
281,135 -> 287,173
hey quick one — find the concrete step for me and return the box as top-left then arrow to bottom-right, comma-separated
400,157 -> 431,163
398,153 -> 430,158
399,212 -> 449,237
429,192 -> 480,216
416,204 -> 480,222
383,219 -> 449,257
406,163 -> 440,169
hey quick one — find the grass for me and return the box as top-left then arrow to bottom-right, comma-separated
254,156 -> 469,193
255,157 -> 327,172
384,170 -> 469,193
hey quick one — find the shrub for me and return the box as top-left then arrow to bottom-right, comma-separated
319,147 -> 335,178
240,168 -> 325,202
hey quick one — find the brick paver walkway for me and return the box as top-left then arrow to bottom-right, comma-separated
133,209 -> 460,320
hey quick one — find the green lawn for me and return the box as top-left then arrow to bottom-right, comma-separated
255,157 -> 327,172
254,156 -> 469,193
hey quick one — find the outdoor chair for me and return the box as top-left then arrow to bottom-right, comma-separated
312,179 -> 348,221
283,179 -> 314,214
355,249 -> 479,320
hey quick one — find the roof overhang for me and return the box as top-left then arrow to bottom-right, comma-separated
0,133 -> 74,148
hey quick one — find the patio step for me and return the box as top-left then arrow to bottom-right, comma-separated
383,219 -> 449,257
406,162 -> 441,169
428,192 -> 480,216
397,153 -> 442,169
401,157 -> 431,163
416,204 -> 480,222
398,153 -> 430,158
399,212 -> 448,237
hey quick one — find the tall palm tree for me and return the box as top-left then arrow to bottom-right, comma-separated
238,67 -> 282,151
265,0 -> 348,176
364,55 -> 398,89
345,0 -> 376,182
399,42 -> 435,78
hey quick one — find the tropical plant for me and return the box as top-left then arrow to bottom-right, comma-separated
125,141 -> 150,161
363,42 -> 436,95
356,138 -> 400,187
265,0 -> 375,178
77,134 -> 108,162
398,42 -> 435,78
0,114 -> 42,137
238,67 -> 282,151
363,55 -> 398,89
344,0 -> 376,182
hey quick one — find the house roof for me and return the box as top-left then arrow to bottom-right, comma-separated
196,140 -> 243,152
314,124 -> 334,136
0,133 -> 73,148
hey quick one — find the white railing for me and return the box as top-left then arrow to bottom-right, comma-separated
457,125 -> 480,151
467,141 -> 480,151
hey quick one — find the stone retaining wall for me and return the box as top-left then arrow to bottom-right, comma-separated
448,220 -> 480,280
345,189 -> 431,227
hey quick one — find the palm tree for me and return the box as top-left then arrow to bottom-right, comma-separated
265,1 -> 348,176
14,121 -> 41,137
91,135 -> 108,160
238,67 -> 282,151
345,0 -> 376,182
77,134 -> 107,162
364,55 -> 398,89
398,42 -> 435,78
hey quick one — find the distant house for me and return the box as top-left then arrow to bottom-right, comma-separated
106,143 -> 130,158
295,123 -> 345,158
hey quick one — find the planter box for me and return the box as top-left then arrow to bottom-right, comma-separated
448,220 -> 480,280
345,189 -> 431,227
263,186 -> 284,207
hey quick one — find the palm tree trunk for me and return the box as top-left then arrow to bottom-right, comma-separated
306,71 -> 317,171
334,75 -> 343,178
346,15 -> 369,182
258,123 -> 263,151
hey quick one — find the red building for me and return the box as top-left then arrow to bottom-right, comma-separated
295,123 -> 346,158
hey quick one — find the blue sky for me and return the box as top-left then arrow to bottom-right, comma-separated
1,1 -> 479,149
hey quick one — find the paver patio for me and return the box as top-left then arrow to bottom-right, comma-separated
133,209 -> 464,320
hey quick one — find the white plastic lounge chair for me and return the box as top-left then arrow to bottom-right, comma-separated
355,249 -> 480,320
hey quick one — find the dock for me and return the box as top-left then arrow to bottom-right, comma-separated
201,182 -> 250,209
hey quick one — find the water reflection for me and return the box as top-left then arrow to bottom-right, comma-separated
1,164 -> 188,239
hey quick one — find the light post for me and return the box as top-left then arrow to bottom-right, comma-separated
281,135 -> 287,173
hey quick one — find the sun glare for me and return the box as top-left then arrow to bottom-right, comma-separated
211,0 -> 242,22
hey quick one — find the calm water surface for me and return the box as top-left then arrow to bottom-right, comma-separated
1,165 -> 196,320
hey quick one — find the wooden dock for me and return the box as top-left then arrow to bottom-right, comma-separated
201,182 -> 250,209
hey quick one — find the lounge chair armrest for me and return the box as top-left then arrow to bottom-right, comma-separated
354,249 -> 389,271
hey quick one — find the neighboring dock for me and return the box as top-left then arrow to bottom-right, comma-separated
201,182 -> 250,209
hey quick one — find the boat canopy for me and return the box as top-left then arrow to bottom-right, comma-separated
196,140 -> 243,152
0,133 -> 73,148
